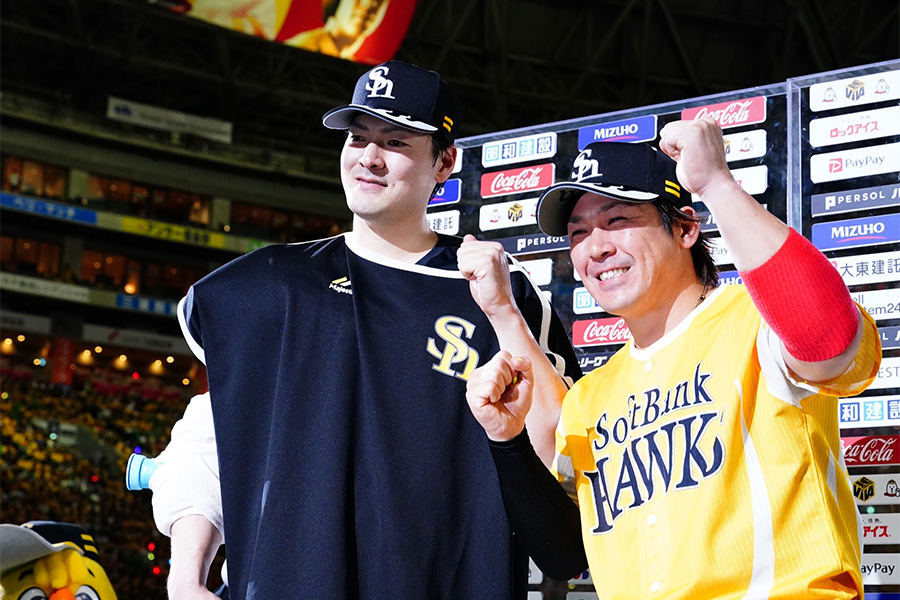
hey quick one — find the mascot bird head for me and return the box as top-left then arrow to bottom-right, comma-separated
0,522 -> 117,600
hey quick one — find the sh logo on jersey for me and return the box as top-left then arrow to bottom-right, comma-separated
366,66 -> 395,99
427,316 -> 480,381
583,362 -> 725,534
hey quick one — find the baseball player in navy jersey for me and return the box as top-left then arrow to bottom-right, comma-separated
467,118 -> 881,599
144,61 -> 580,600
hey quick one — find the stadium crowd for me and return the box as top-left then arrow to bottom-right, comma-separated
0,360 -> 225,597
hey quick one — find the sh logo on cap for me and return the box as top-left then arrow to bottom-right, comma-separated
536,142 -> 686,236
366,66 -> 395,99
322,60 -> 462,145
572,149 -> 602,182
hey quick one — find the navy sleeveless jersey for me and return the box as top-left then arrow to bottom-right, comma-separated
178,234 -> 580,599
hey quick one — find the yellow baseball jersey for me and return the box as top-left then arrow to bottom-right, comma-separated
555,284 -> 881,600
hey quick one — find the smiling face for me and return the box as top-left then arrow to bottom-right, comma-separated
340,113 -> 452,228
567,193 -> 698,321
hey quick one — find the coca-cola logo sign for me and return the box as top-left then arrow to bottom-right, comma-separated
572,317 -> 632,347
842,435 -> 899,466
481,164 -> 555,199
681,96 -> 767,130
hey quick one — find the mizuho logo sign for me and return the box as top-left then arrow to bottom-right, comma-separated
578,115 -> 658,149
812,213 -> 900,251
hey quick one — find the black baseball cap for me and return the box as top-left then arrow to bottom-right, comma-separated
322,60 -> 461,145
537,142 -> 686,236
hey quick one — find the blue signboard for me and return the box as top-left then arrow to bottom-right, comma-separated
116,294 -> 178,317
429,178 -> 461,206
1,192 -> 98,225
578,115 -> 658,149
812,213 -> 900,251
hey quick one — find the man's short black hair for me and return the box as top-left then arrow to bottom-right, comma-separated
652,200 -> 719,289
430,133 -> 452,165
428,133 -> 455,200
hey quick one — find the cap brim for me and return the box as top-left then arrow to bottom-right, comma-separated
322,104 -> 439,134
536,182 -> 660,236
0,524 -> 83,575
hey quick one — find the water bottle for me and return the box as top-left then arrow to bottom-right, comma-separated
125,453 -> 159,491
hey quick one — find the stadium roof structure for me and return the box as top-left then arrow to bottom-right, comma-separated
2,0 -> 897,188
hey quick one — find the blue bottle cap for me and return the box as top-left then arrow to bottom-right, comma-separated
126,453 -> 159,491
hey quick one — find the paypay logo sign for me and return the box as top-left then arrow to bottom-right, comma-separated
810,141 -> 900,183
860,554 -> 899,586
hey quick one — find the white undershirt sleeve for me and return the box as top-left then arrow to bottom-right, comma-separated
148,391 -> 224,540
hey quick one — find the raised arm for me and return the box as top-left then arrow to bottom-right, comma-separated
458,235 -> 569,466
659,118 -> 863,383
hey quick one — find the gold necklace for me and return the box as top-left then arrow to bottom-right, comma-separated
697,285 -> 709,307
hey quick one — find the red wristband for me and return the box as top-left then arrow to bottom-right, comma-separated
739,229 -> 858,362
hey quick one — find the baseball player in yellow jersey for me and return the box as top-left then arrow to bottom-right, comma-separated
465,117 -> 882,599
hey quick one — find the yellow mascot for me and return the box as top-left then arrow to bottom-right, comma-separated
0,522 -> 117,600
